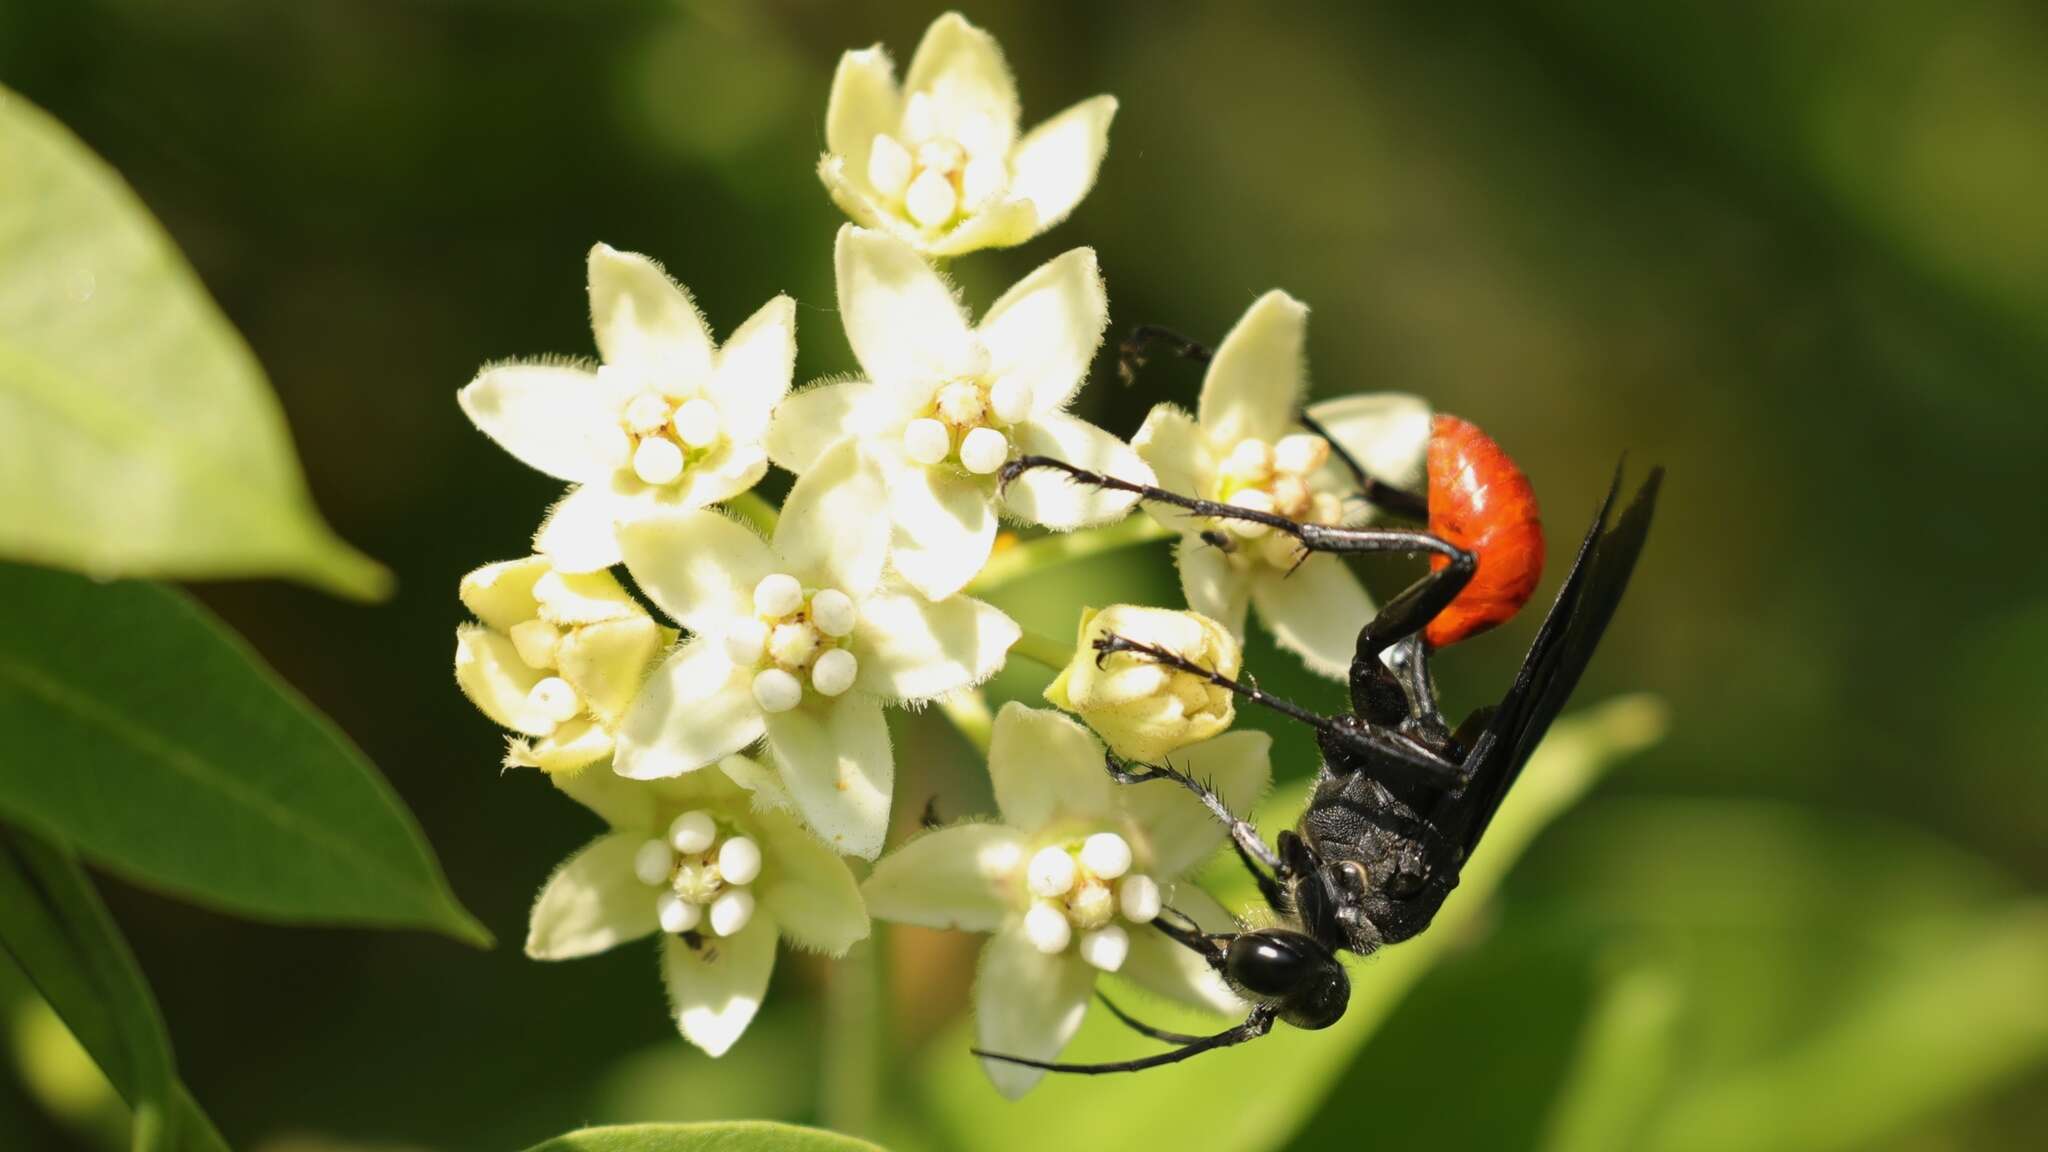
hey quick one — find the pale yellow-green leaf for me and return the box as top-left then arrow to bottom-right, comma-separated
0,85 -> 387,599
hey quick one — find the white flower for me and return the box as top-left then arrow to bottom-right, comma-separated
862,704 -> 1270,1098
767,225 -> 1153,600
818,12 -> 1116,256
1131,290 -> 1433,677
526,756 -> 867,1057
1044,605 -> 1240,762
611,439 -> 1019,858
454,556 -> 667,774
458,243 -> 796,574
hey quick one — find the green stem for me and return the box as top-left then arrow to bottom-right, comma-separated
728,490 -> 779,535
820,928 -> 884,1138
969,516 -> 1173,592
936,689 -> 994,755
1011,628 -> 1077,671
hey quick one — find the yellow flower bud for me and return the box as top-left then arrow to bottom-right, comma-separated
1044,605 -> 1241,761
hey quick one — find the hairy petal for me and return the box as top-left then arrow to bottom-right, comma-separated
754,808 -> 869,956
614,639 -> 764,779
763,695 -> 894,860
458,364 -> 630,486
978,247 -> 1107,414
1250,553 -> 1375,680
588,243 -> 713,382
1199,290 -> 1309,447
1008,95 -> 1117,233
976,925 -> 1096,1099
849,590 -> 1018,703
862,823 -> 1027,932
989,703 -> 1115,831
663,915 -> 777,1057
525,833 -> 660,960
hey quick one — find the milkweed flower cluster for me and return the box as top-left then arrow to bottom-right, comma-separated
450,11 -> 1433,1078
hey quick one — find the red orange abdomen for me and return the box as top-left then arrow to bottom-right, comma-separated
1424,414 -> 1545,647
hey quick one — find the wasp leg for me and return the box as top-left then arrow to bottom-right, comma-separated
1297,409 -> 1428,523
1105,749 -> 1289,892
1095,991 -> 1210,1045
999,456 -> 1470,573
974,1006 -> 1279,1075
1119,324 -> 1213,385
1097,634 -> 1466,791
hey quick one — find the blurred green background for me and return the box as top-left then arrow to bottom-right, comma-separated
4,1 -> 2045,1149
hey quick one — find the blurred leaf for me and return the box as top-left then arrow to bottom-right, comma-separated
1652,905 -> 2048,1152
1537,955 -> 1682,1152
0,563 -> 487,945
918,694 -> 1667,1152
0,824 -> 230,1152
522,1122 -> 885,1152
0,85 -> 388,601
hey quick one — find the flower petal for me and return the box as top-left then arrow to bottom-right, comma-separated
1118,885 -> 1245,1014
976,924 -> 1096,1099
925,200 -> 1042,257
835,224 -> 974,390
663,914 -> 777,1057
454,626 -> 545,734
717,753 -> 798,816
555,616 -> 664,724
885,462 -> 996,600
531,566 -> 644,626
988,703 -> 1115,831
710,295 -> 797,444
672,443 -> 770,511
514,719 -> 615,775
533,484 -> 625,575
615,510 -> 772,636
553,763 -> 660,832
614,639 -> 764,779
773,439 -> 889,599
525,833 -> 660,960
458,557 -> 548,632
1302,392 -> 1434,497
1199,290 -> 1308,447
824,45 -> 903,191
862,822 -> 1026,932
1175,537 -> 1249,639
1131,403 -> 1214,536
849,590 -> 1018,703
903,13 -> 1020,155
977,247 -> 1107,413
1004,412 -> 1153,530
458,363 -> 629,485
1250,553 -> 1375,679
763,695 -> 893,860
1121,730 -> 1273,877
1008,95 -> 1117,234
588,243 -> 712,382
753,808 -> 869,956
766,380 -> 881,475
817,154 -> 887,230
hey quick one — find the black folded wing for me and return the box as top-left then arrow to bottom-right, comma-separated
1454,463 -> 1663,856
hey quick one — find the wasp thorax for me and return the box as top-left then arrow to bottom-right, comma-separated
633,810 -> 764,938
865,94 -> 1009,231
901,355 -> 1030,477
725,575 -> 860,713
600,366 -> 727,488
1215,433 -> 1346,567
1019,833 -> 1159,971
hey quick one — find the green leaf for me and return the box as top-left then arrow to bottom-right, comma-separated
0,563 -> 488,945
918,694 -> 1668,1152
0,824 -> 232,1152
1537,956 -> 1683,1152
522,1121 -> 886,1152
0,85 -> 387,601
